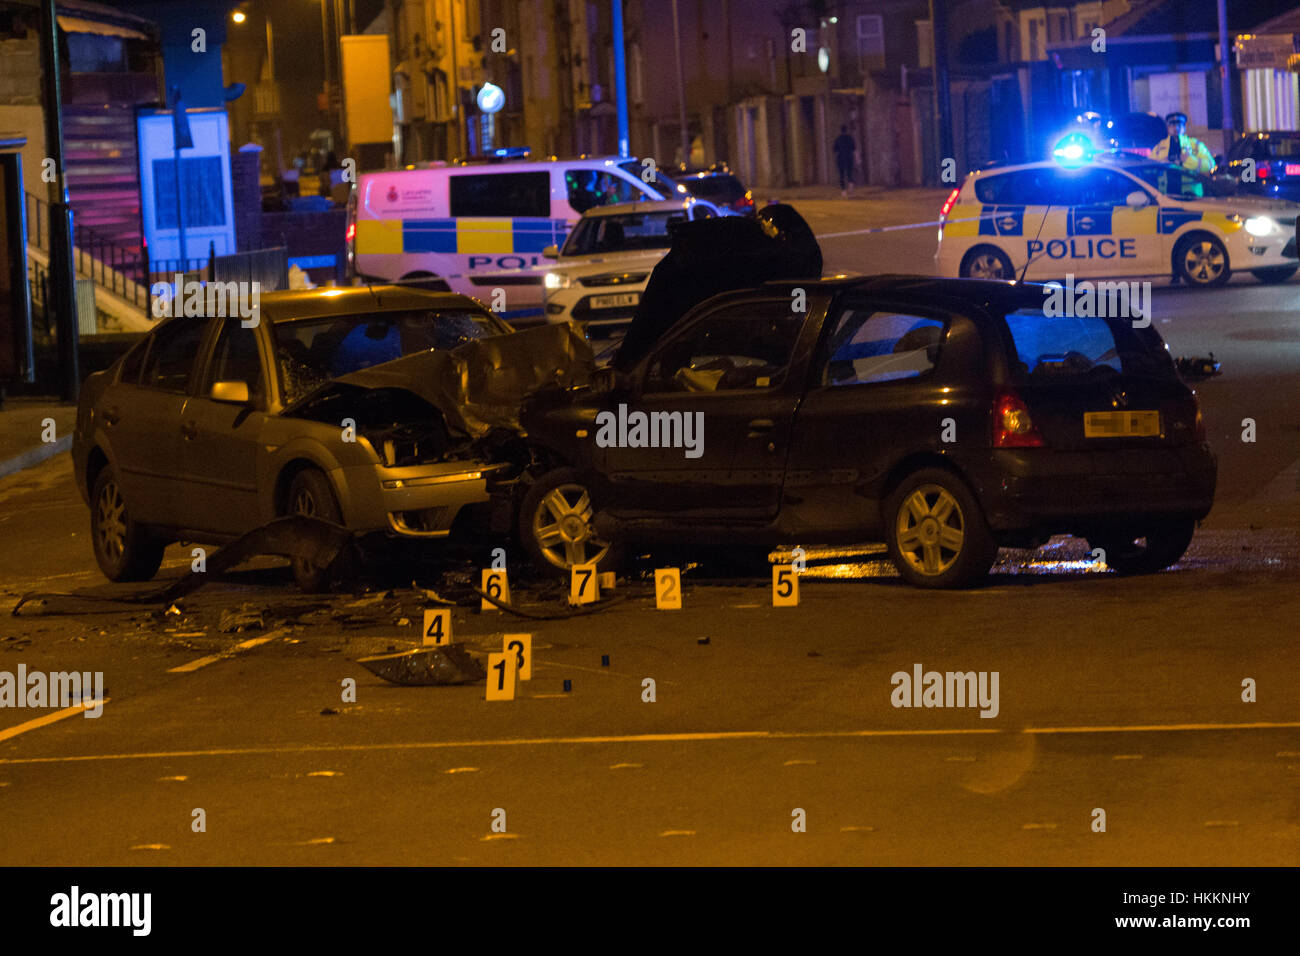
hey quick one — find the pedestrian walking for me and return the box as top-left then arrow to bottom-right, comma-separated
833,125 -> 857,196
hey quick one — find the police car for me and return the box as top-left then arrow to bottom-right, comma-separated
542,199 -> 722,329
347,155 -> 672,311
935,153 -> 1300,286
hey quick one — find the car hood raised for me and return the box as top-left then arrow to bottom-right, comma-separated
309,322 -> 594,438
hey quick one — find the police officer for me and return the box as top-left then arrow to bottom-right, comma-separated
1152,112 -> 1216,175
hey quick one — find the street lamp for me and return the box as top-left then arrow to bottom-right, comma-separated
232,10 -> 246,23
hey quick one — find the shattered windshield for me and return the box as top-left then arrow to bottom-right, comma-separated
274,309 -> 500,406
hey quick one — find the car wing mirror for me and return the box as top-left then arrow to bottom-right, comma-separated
1125,190 -> 1149,209
542,244 -> 559,260
592,366 -> 632,394
210,380 -> 251,404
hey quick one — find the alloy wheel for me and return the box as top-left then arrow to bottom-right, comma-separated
967,253 -> 1008,279
1182,240 -> 1225,283
895,484 -> 966,577
96,479 -> 127,563
531,482 -> 611,570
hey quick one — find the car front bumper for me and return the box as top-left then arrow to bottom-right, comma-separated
332,460 -> 510,538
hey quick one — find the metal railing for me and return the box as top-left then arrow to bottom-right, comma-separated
25,191 -> 292,324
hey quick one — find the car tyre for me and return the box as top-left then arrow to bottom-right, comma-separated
519,467 -> 621,577
90,464 -> 165,582
287,468 -> 345,592
1089,520 -> 1195,575
1174,233 -> 1231,287
959,245 -> 1015,280
884,468 -> 997,588
1251,265 -> 1298,284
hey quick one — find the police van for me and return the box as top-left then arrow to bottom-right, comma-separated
347,156 -> 670,310
936,154 -> 1300,286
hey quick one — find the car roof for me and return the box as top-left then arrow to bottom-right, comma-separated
256,286 -> 490,324
759,273 -> 1051,314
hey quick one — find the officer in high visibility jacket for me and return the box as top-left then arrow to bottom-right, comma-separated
1151,112 -> 1216,175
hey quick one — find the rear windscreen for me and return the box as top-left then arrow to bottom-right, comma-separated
1002,309 -> 1174,380
682,175 -> 746,203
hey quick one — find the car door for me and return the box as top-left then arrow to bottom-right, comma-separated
1085,167 -> 1161,276
784,300 -> 956,538
607,296 -> 808,520
102,317 -> 211,528
174,318 -> 271,536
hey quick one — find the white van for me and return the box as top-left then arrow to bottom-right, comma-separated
347,157 -> 670,312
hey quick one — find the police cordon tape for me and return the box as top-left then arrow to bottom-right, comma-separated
372,212 -> 1002,284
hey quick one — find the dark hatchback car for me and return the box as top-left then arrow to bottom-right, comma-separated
1221,131 -> 1300,202
506,275 -> 1216,587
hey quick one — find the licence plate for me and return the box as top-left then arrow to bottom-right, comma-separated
589,292 -> 639,309
1084,410 -> 1161,438
1286,164 -> 1300,176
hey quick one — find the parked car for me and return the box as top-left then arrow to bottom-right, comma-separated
72,286 -> 591,590
1220,131 -> 1300,203
504,275 -> 1216,588
541,199 -> 722,329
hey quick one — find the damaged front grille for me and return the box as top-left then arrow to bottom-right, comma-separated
287,386 -> 465,466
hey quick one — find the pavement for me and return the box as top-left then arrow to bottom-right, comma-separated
0,398 -> 76,480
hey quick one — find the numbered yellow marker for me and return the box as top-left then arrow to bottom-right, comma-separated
485,652 -> 516,701
655,568 -> 682,610
481,568 -> 510,611
598,571 -> 616,591
772,565 -> 799,607
570,563 -> 599,605
503,633 -> 533,681
422,608 -> 453,646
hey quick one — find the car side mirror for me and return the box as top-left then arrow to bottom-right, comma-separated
1125,190 -> 1149,209
210,380 -> 250,404
592,366 -> 631,395
542,244 -> 559,260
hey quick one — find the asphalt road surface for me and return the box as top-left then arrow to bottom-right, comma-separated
1,198 -> 1297,866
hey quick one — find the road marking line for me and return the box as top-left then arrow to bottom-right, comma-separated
0,698 -> 110,743
129,844 -> 170,851
609,762 -> 642,769
4,720 -> 1296,765
1112,754 -> 1144,760
445,767 -> 479,774
783,759 -> 817,765
659,830 -> 695,837
840,825 -> 874,832
1024,721 -> 1300,734
167,631 -> 284,673
481,833 -> 518,841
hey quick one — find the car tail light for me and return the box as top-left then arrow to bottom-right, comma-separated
992,388 -> 1044,447
345,221 -> 356,243
940,188 -> 960,218
1258,164 -> 1271,179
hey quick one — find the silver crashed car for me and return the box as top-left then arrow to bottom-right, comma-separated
72,286 -> 592,590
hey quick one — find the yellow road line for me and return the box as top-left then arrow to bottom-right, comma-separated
0,698 -> 110,743
2,720 -> 1295,765
166,632 -> 284,673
